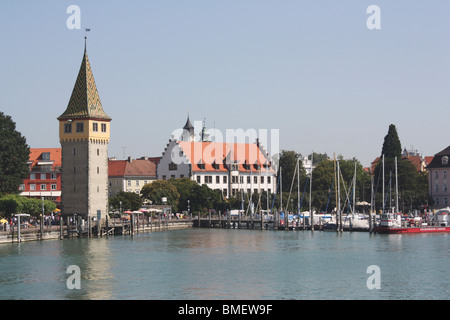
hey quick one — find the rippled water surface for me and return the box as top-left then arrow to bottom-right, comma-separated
0,229 -> 448,299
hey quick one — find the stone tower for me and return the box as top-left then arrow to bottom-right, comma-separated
57,43 -> 111,220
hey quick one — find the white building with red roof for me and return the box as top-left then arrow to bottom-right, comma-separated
158,117 -> 277,198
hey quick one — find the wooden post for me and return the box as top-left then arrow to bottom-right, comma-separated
59,216 -> 63,240
238,211 -> 241,229
260,211 -> 263,230
209,210 -> 211,228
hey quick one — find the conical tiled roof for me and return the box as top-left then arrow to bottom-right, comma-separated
58,48 -> 111,121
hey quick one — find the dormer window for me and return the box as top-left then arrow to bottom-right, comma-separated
442,156 -> 449,166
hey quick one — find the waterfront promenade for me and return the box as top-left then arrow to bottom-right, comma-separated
0,216 -> 194,244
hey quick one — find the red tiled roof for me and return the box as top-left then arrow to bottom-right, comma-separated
29,148 -> 62,168
108,158 -> 156,177
177,141 -> 274,173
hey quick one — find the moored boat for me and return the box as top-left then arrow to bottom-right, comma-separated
373,212 -> 450,234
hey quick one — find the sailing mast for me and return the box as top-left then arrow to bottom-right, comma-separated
310,153 -> 314,231
297,157 -> 300,228
382,154 -> 385,214
395,156 -> 399,213
337,159 -> 341,232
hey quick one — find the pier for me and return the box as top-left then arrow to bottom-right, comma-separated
193,213 -> 371,232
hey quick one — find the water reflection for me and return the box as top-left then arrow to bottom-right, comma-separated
0,229 -> 448,299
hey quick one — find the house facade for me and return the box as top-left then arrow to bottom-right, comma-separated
20,148 -> 62,205
108,157 -> 157,196
427,145 -> 450,209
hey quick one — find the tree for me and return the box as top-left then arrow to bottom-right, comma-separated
0,194 -> 56,217
381,124 -> 402,159
373,124 -> 429,213
169,177 -> 227,214
140,180 -> 180,210
0,112 -> 30,194
278,150 -> 307,193
109,191 -> 143,212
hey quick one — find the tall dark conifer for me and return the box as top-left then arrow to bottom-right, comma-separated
381,124 -> 402,159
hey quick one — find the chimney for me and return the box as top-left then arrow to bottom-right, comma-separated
128,156 -> 133,163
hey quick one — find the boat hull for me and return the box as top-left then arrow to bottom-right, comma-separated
374,226 -> 450,234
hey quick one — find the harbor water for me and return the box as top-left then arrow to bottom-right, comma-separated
0,228 -> 448,300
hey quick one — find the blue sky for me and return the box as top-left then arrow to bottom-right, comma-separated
1,1 -> 449,167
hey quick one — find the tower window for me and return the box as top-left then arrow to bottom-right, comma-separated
93,122 -> 98,132
76,122 -> 84,132
101,123 -> 107,132
64,123 -> 72,133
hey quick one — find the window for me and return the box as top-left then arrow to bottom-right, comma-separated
40,173 -> 46,180
216,176 -> 220,184
19,184 -> 25,191
435,172 -> 439,179
444,184 -> 448,192
169,162 -> 178,171
40,184 -> 46,190
442,156 -> 449,166
144,180 -> 148,185
261,176 -> 264,184
30,174 -> 36,180
76,122 -> 84,132
115,181 -> 119,186
223,189 -> 227,197
240,176 -> 243,184
435,185 -> 439,193
247,176 -> 251,184
93,122 -> 98,132
30,184 -> 36,191
101,123 -> 107,132
162,175 -> 166,180
136,181 -> 139,186
205,176 -> 212,184
435,198 -> 440,206
42,152 -> 50,161
73,167 -> 76,174
268,177 -> 271,184
197,176 -> 201,183
444,171 -> 448,179
73,148 -> 76,155
254,176 -> 258,184
64,123 -> 72,133
128,180 -> 131,187
51,184 -> 57,190
97,148 -> 100,156
97,167 -> 99,174
445,197 -> 449,206
51,173 -> 56,180
180,175 -> 184,178
223,176 -> 227,183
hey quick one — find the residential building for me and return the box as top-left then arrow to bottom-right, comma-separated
427,145 -> 450,209
20,148 -> 62,205
57,42 -> 111,219
108,156 -> 157,196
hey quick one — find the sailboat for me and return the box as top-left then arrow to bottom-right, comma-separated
374,157 -> 450,234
